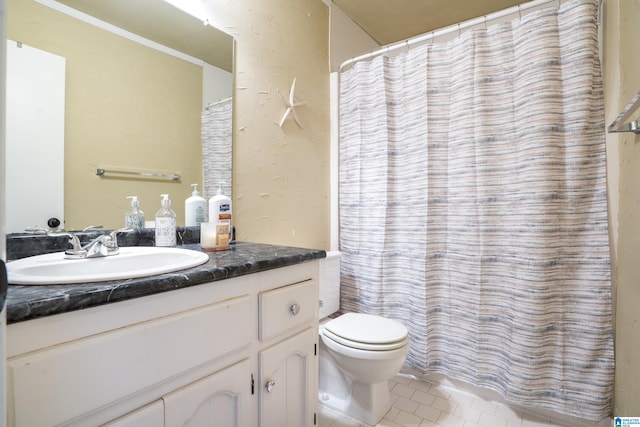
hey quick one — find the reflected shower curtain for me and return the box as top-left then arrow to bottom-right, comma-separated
202,97 -> 233,200
338,0 -> 613,421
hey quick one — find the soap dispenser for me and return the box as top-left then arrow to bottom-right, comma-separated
208,182 -> 232,250
155,194 -> 176,247
185,184 -> 206,226
125,196 -> 145,230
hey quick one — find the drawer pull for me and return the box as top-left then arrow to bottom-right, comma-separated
289,303 -> 301,316
266,379 -> 276,393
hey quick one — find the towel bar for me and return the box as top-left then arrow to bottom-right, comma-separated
96,168 -> 181,181
608,90 -> 640,135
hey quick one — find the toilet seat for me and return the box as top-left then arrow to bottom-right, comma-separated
322,313 -> 409,351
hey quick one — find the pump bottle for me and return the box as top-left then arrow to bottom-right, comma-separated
155,194 -> 176,247
208,182 -> 232,250
185,184 -> 206,226
125,196 -> 145,230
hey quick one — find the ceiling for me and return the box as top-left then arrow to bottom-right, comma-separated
332,0 -> 526,45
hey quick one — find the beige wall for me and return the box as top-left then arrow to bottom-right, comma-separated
7,0 -> 204,230
208,0 -> 331,249
606,0 -> 640,416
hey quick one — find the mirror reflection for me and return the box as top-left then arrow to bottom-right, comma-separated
5,0 -> 234,233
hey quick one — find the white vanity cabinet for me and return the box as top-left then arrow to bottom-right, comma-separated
5,260 -> 320,427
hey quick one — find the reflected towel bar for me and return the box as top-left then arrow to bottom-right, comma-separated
608,90 -> 640,135
96,168 -> 181,181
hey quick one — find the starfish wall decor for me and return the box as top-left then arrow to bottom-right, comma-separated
277,78 -> 306,128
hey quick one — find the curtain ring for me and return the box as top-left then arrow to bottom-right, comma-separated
405,39 -> 410,52
518,5 -> 522,20
457,23 -> 461,37
483,15 -> 488,29
430,31 -> 435,44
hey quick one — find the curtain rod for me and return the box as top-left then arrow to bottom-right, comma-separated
338,0 -> 565,73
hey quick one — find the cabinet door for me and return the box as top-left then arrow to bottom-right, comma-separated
103,400 -> 164,427
259,327 -> 316,427
164,359 -> 251,427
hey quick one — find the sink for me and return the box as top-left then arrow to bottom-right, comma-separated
7,246 -> 210,285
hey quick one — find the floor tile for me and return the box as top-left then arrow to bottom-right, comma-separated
318,374 -> 582,427
411,390 -> 437,406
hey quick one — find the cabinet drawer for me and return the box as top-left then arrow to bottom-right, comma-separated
259,279 -> 316,341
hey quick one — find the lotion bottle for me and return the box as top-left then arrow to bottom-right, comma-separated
155,194 -> 176,247
125,196 -> 145,230
185,184 -> 206,226
208,182 -> 232,250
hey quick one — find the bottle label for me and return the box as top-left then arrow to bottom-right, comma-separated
219,203 -> 230,213
155,217 -> 176,246
195,206 -> 205,224
216,220 -> 230,248
125,216 -> 145,230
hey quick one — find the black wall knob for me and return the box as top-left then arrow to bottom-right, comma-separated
47,217 -> 61,228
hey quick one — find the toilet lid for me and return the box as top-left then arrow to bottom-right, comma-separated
323,313 -> 408,350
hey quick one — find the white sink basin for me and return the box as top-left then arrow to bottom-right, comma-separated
7,246 -> 210,285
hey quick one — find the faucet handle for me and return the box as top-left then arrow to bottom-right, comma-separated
24,227 -> 49,235
108,228 -> 134,248
48,231 -> 83,253
109,227 -> 133,239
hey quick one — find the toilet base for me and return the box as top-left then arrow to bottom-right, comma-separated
319,380 -> 391,426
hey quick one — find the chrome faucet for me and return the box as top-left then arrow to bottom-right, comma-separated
49,228 -> 133,259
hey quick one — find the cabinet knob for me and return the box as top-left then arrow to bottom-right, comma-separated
289,303 -> 300,316
265,379 -> 276,393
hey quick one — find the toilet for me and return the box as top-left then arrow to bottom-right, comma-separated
319,252 -> 410,426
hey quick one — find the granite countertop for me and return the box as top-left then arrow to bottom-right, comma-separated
6,242 -> 326,324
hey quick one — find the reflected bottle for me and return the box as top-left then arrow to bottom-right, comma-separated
125,196 -> 145,230
155,194 -> 176,247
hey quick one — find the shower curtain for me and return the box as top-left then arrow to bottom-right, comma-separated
338,0 -> 613,421
201,97 -> 233,200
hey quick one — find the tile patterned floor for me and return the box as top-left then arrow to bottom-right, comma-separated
318,374 -> 587,427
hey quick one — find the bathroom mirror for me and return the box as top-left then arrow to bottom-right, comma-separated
5,0 -> 234,232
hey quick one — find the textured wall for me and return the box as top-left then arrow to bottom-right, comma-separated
207,0 -> 331,250
606,0 -> 640,416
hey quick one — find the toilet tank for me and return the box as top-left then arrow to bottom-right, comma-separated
319,251 -> 341,318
